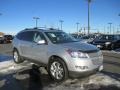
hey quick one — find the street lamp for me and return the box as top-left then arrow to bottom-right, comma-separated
59,20 -> 64,30
86,0 -> 92,35
76,22 -> 79,35
33,17 -> 40,28
108,23 -> 112,34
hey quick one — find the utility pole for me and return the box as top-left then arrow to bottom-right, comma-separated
108,23 -> 112,34
33,17 -> 40,28
87,0 -> 92,35
84,27 -> 86,35
76,22 -> 79,35
59,20 -> 64,30
113,26 -> 115,34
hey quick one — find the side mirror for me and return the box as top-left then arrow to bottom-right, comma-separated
37,40 -> 46,44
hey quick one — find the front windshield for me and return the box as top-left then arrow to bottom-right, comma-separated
45,32 -> 78,44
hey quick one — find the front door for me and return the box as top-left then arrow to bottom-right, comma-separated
29,31 -> 48,64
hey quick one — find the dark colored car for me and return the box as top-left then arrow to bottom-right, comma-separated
0,35 -> 13,44
4,35 -> 13,43
0,37 -> 4,43
79,34 -> 97,43
91,34 -> 120,50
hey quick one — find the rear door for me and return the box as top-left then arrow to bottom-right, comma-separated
18,31 -> 34,58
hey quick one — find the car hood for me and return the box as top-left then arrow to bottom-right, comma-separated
59,41 -> 99,53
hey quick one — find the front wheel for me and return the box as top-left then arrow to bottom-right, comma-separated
48,57 -> 68,82
13,49 -> 24,64
111,44 -> 115,50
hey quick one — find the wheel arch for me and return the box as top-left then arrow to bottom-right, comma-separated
48,55 -> 68,71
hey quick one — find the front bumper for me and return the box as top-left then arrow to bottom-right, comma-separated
63,51 -> 103,78
67,56 -> 103,72
69,65 -> 103,78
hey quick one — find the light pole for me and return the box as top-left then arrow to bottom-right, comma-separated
104,26 -> 106,34
87,0 -> 92,35
76,22 -> 79,35
33,17 -> 40,28
108,23 -> 112,34
59,20 -> 64,30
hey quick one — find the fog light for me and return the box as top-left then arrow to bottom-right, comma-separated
75,66 -> 88,70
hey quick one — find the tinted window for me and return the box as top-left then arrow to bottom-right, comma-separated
81,36 -> 90,39
4,35 -> 13,40
17,31 -> 34,41
98,35 -> 114,40
114,35 -> 120,40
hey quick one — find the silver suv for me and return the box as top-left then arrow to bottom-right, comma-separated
12,28 -> 103,82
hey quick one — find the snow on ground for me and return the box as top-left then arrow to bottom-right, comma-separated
0,55 -> 120,90
0,61 -> 120,90
42,73 -> 120,90
0,61 -> 33,75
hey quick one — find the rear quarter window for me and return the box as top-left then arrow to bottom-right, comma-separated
16,31 -> 34,41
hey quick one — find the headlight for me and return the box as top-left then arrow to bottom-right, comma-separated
105,42 -> 111,45
66,49 -> 89,58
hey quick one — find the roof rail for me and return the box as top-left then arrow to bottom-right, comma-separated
24,27 -> 62,31
24,27 -> 46,30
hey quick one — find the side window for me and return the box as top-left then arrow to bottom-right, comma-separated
16,31 -> 34,41
33,32 -> 46,43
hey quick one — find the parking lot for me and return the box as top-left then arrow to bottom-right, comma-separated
0,44 -> 120,90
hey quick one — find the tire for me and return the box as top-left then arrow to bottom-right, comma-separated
111,44 -> 115,50
48,57 -> 68,82
13,49 -> 24,64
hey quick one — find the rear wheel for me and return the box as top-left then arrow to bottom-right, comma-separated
13,49 -> 24,64
48,57 -> 68,82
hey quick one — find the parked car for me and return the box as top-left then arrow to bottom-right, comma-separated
91,34 -> 120,50
3,35 -> 13,43
70,34 -> 85,42
0,35 -> 13,44
0,36 -> 4,44
12,28 -> 103,82
80,34 -> 97,43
